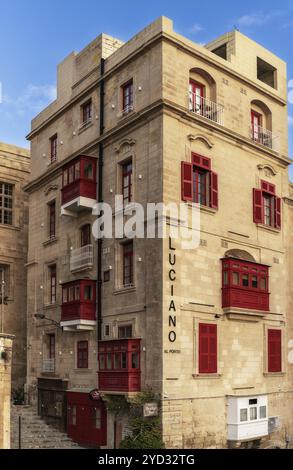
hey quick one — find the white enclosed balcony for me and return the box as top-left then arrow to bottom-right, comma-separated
43,359 -> 55,373
251,124 -> 279,151
70,244 -> 94,272
189,93 -> 224,125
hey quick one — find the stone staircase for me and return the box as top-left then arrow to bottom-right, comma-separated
11,405 -> 84,449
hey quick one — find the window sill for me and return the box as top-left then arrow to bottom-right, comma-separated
263,372 -> 285,377
43,237 -> 58,247
0,224 -> 20,231
74,369 -> 92,374
192,373 -> 222,379
185,202 -> 217,214
114,285 -> 136,295
78,120 -> 94,134
257,224 -> 280,234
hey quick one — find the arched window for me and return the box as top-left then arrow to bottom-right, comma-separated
189,68 -> 223,125
250,100 -> 275,149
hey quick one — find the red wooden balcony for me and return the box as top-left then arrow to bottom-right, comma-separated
60,279 -> 96,331
61,156 -> 97,216
222,258 -> 270,312
98,339 -> 141,392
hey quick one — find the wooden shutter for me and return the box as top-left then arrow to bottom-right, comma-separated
199,323 -> 217,374
274,196 -> 281,229
253,188 -> 263,224
210,171 -> 218,209
268,329 -> 281,373
181,162 -> 193,201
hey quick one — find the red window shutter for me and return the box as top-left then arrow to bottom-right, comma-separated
268,329 -> 282,373
210,171 -> 218,209
274,196 -> 281,229
181,162 -> 193,201
253,188 -> 263,224
199,323 -> 217,374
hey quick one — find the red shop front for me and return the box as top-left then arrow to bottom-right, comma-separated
67,391 -> 107,448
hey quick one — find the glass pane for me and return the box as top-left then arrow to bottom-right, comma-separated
84,285 -> 92,301
62,288 -> 68,303
114,353 -> 120,369
240,409 -> 248,422
84,163 -> 93,179
223,271 -> 228,286
250,407 -> 257,420
121,352 -> 127,369
252,276 -> 258,288
260,406 -> 267,419
242,274 -> 249,287
106,353 -> 112,369
99,354 -> 105,370
232,272 -> 240,286
75,162 -> 80,180
69,286 -> 74,301
260,278 -> 267,290
131,353 -> 139,369
75,286 -> 80,300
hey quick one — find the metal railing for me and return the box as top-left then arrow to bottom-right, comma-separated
70,244 -> 94,272
43,359 -> 55,373
250,125 -> 279,151
189,93 -> 224,125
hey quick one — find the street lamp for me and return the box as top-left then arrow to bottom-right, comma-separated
34,313 -> 63,330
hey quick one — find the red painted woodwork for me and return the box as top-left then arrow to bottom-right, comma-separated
198,323 -> 217,374
98,339 -> 141,392
253,180 -> 282,229
268,329 -> 282,373
222,258 -> 270,311
61,280 -> 96,322
67,392 -> 107,448
182,155 -> 218,209
61,155 -> 97,205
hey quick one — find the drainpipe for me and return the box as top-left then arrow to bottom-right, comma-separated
97,58 -> 105,342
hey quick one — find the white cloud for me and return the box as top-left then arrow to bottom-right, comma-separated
187,23 -> 204,34
236,10 -> 285,27
3,84 -> 56,114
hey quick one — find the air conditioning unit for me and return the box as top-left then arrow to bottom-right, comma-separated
268,416 -> 280,433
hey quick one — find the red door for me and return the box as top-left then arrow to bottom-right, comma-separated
251,111 -> 262,142
67,392 -> 107,447
189,81 -> 204,114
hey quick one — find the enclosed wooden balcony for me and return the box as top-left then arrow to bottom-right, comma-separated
222,258 -> 270,312
61,155 -> 97,216
98,339 -> 141,393
60,279 -> 96,331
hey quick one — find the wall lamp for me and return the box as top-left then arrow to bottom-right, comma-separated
34,313 -> 63,330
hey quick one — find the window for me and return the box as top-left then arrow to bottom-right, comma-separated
189,80 -> 204,114
260,406 -> 267,419
48,334 -> 55,360
123,241 -> 133,286
81,224 -> 91,247
122,80 -> 133,113
49,265 -> 57,304
122,161 -> 132,205
77,341 -> 88,369
118,325 -> 133,339
0,182 -> 13,225
198,323 -> 217,374
181,154 -> 218,209
104,270 -> 110,282
81,100 -> 92,124
257,57 -> 277,89
253,180 -> 281,229
84,162 -> 94,179
250,407 -> 257,421
48,201 -> 56,239
212,44 -> 227,60
268,329 -> 282,373
84,285 -> 93,301
240,409 -> 248,422
104,324 -> 110,337
50,134 -> 58,163
94,408 -> 101,429
0,264 -> 10,300
251,110 -> 262,142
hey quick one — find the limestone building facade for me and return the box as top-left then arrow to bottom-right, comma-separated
25,17 -> 293,448
0,142 -> 30,389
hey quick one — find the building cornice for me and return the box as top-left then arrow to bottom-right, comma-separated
25,99 -> 291,193
26,30 -> 287,141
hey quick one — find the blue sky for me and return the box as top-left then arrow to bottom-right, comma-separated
0,0 -> 292,177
